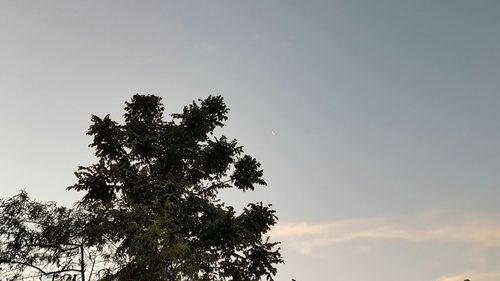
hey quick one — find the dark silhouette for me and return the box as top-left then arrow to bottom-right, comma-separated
0,94 -> 282,281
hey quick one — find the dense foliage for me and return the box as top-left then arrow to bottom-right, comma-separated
0,94 -> 282,281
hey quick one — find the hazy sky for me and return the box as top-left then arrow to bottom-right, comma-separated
1,1 -> 500,280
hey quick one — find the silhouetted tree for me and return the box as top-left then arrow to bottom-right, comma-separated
0,94 -> 282,281
0,192 -> 101,281
69,94 -> 282,280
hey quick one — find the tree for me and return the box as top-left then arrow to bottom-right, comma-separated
0,192 -> 105,281
0,191 -> 122,281
1,94 -> 282,281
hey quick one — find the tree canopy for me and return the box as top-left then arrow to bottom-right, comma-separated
0,94 -> 282,281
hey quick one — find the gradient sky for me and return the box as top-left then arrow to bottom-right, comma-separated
1,1 -> 500,280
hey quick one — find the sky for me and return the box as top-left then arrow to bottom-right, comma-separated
1,1 -> 500,280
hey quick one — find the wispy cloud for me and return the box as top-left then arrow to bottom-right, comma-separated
194,43 -> 220,56
270,209 -> 500,255
436,271 -> 500,281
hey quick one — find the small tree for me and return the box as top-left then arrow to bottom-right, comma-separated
0,192 -> 94,281
65,94 -> 282,280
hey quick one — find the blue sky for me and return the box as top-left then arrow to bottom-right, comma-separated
1,1 -> 500,280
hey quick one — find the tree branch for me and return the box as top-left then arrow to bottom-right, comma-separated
201,179 -> 232,193
0,260 -> 81,276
